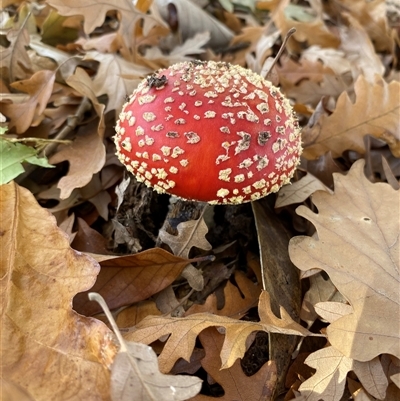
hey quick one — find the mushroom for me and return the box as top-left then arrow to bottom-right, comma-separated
114,60 -> 301,204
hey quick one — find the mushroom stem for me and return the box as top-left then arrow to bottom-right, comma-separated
264,27 -> 296,80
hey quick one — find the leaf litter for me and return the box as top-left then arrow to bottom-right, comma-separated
0,0 -> 399,400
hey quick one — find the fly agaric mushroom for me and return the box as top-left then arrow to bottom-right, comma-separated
114,60 -> 301,204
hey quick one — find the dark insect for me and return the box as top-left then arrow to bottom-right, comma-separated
147,74 -> 167,88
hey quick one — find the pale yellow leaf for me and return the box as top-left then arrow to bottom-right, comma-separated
276,173 -> 332,208
299,346 -> 353,401
125,291 -> 313,373
302,76 -> 400,159
314,301 -> 353,324
289,160 -> 400,361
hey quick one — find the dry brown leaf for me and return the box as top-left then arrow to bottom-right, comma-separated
302,75 -> 400,159
66,67 -> 106,136
0,26 -> 32,82
339,13 -> 385,82
47,0 -> 146,36
1,378 -> 35,401
71,217 -> 110,254
300,272 -> 338,328
85,51 -> 151,112
276,55 -> 328,86
272,0 -> 340,51
347,377 -> 372,401
156,0 -> 233,50
301,46 -> 351,77
0,182 -> 116,401
284,73 -> 348,107
73,248 -> 191,316
289,160 -> 399,362
1,70 -> 55,133
226,26 -> 265,65
158,218 -> 212,258
299,347 -> 388,401
144,32 -> 211,65
49,122 -> 106,199
114,300 -> 161,328
340,0 -> 394,52
29,36 -> 84,81
126,291 -> 313,373
190,328 -> 277,401
89,293 -> 202,401
185,270 -> 262,319
276,173 -> 332,208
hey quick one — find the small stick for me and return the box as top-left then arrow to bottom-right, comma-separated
264,27 -> 296,80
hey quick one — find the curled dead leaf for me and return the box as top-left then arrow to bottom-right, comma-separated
0,182 -> 117,401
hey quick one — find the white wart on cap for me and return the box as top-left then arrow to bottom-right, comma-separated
114,60 -> 302,204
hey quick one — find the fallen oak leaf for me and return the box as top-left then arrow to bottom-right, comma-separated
0,24 -> 32,82
289,159 -> 399,361
159,216 -> 212,291
0,181 -> 117,401
84,51 -> 151,112
126,291 -> 315,373
73,248 -> 194,316
66,67 -> 106,137
275,172 -> 332,208
191,327 -> 277,401
298,347 -> 388,401
302,75 -> 400,159
158,218 -> 212,258
185,270 -> 262,319
89,293 -> 202,401
1,70 -> 55,133
47,0 -> 143,35
49,121 -> 106,199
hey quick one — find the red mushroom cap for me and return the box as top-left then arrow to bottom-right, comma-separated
114,60 -> 302,204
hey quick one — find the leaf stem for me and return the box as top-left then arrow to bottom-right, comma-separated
88,292 -> 127,352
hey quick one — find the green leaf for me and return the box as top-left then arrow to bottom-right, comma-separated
284,4 -> 316,22
0,139 -> 54,184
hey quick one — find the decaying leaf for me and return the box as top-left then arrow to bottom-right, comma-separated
144,32 -> 211,65
156,0 -> 233,49
289,160 -> 399,362
185,269 -> 262,319
126,291 -> 313,373
158,218 -> 212,258
191,328 -> 277,401
272,0 -> 340,51
49,122 -> 106,199
0,25 -> 32,82
300,272 -> 338,329
66,67 -> 106,136
89,293 -> 202,401
74,248 -> 192,316
1,70 -> 55,133
0,182 -> 117,401
84,51 -> 151,112
47,0 -> 142,35
302,75 -> 400,159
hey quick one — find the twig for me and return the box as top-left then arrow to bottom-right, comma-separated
264,27 -> 296,80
